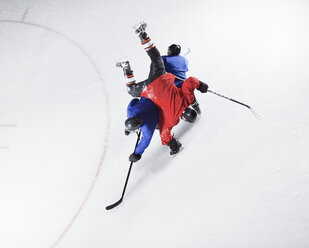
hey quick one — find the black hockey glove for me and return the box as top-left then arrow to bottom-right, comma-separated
197,81 -> 208,93
129,153 -> 142,162
125,129 -> 131,136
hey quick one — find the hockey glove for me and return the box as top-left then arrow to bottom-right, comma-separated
129,153 -> 142,162
125,129 -> 131,136
197,81 -> 208,93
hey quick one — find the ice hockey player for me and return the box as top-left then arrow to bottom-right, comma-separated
162,44 -> 202,115
162,44 -> 188,88
125,97 -> 159,163
117,21 -> 208,155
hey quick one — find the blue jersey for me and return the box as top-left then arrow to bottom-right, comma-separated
162,55 -> 188,88
127,97 -> 159,155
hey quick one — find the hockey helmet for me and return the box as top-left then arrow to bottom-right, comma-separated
168,44 -> 181,56
181,108 -> 197,123
125,117 -> 143,131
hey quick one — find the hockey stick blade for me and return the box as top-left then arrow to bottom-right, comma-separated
106,130 -> 141,211
106,199 -> 123,210
208,90 -> 261,120
249,107 -> 261,120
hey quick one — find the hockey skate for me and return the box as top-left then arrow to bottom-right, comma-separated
171,146 -> 184,157
116,58 -> 136,85
167,138 -> 182,156
133,21 -> 147,34
116,58 -> 130,69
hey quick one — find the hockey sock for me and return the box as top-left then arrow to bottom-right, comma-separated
123,68 -> 136,85
139,32 -> 154,52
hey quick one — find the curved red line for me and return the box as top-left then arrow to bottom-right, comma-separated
0,19 -> 110,248
0,124 -> 17,127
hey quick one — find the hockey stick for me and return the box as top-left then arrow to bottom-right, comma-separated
208,89 -> 260,120
174,75 -> 260,119
106,130 -> 141,210
183,48 -> 191,56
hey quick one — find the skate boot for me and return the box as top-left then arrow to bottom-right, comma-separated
133,21 -> 147,34
133,21 -> 154,52
116,58 -> 136,85
116,58 -> 130,69
191,101 -> 201,115
167,138 -> 182,155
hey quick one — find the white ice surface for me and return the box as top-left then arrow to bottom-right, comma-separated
0,0 -> 309,247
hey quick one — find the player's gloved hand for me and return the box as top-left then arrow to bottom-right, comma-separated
125,129 -> 131,136
198,81 -> 208,93
129,153 -> 141,162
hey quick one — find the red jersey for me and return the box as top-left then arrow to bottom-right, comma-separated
141,73 -> 200,145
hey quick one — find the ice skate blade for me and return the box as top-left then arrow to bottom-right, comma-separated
133,21 -> 147,34
116,57 -> 130,68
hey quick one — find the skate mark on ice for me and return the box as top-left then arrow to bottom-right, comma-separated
0,123 -> 17,149
21,7 -> 29,22
0,123 -> 17,128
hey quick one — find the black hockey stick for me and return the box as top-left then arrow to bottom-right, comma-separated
174,76 -> 260,119
208,89 -> 260,120
183,48 -> 191,56
106,130 -> 141,210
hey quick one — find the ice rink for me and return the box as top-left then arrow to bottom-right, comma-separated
1,0 -> 309,247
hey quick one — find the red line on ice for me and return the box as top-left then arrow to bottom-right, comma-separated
0,19 -> 111,248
